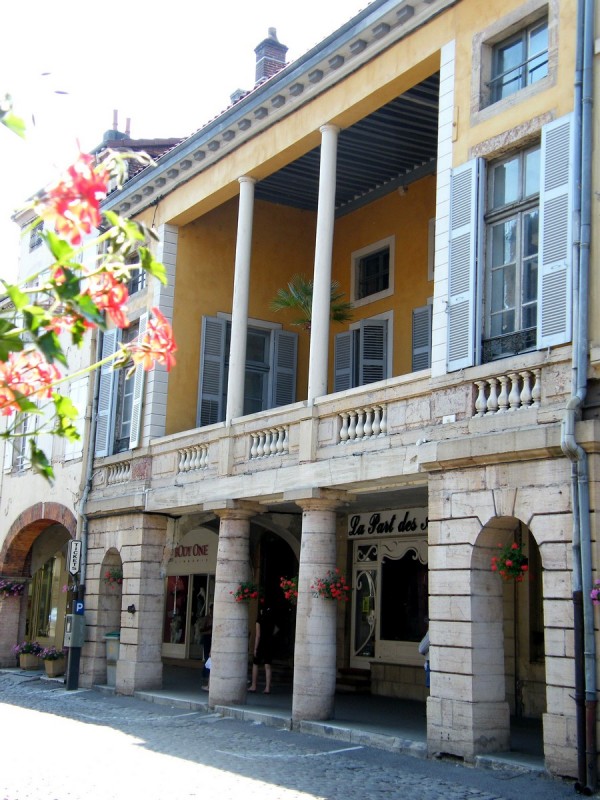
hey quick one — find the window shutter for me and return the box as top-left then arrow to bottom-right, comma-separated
271,330 -> 298,408
128,313 -> 147,449
412,304 -> 433,371
334,331 -> 354,392
35,411 -> 54,466
538,114 -> 573,349
447,159 -> 482,371
94,329 -> 119,457
198,316 -> 226,426
64,377 -> 87,460
3,418 -> 13,472
359,318 -> 387,385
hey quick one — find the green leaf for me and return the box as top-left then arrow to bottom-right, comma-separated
52,267 -> 83,301
29,442 -> 55,484
53,392 -> 78,421
68,293 -> 106,327
5,284 -> 29,311
43,231 -> 75,262
36,331 -> 67,366
139,247 -> 167,284
1,110 -> 26,138
0,320 -> 24,360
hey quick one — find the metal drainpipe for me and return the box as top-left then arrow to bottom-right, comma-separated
66,329 -> 102,691
561,0 -> 596,792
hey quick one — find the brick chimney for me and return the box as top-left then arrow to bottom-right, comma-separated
254,28 -> 288,85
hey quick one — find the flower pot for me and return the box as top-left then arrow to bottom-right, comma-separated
19,653 -> 40,670
44,657 -> 66,678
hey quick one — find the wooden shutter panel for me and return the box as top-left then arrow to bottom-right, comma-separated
447,159 -> 481,371
538,114 -> 573,349
128,313 -> 147,449
3,418 -> 13,472
334,331 -> 354,392
198,316 -> 226,427
94,329 -> 119,457
412,304 -> 433,371
64,377 -> 87,460
271,330 -> 298,408
359,318 -> 387,385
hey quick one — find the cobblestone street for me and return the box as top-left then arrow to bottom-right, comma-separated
0,672 -> 579,800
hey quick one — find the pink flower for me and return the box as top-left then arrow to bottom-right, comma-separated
131,307 -> 177,372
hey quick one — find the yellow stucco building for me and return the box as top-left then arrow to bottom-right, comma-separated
2,0 -> 599,784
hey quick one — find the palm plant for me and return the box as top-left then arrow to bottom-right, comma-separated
270,274 -> 353,331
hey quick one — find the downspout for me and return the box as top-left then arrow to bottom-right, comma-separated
560,0 -> 596,792
66,329 -> 102,690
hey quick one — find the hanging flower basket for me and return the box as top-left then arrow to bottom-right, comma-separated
103,568 -> 123,589
0,579 -> 26,598
280,576 -> 298,605
231,581 -> 263,603
311,569 -> 350,601
491,542 -> 529,582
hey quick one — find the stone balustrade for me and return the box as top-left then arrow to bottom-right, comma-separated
249,426 -> 289,459
473,369 -> 541,416
178,444 -> 209,473
106,461 -> 131,485
338,404 -> 388,444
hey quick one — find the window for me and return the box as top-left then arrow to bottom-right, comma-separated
334,317 -> 389,392
446,115 -> 572,372
351,237 -> 394,306
94,316 -> 147,457
490,18 -> 548,104
29,221 -> 44,251
197,316 -> 298,427
483,146 -> 540,360
127,266 -> 147,295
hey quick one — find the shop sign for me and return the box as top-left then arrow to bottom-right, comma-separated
168,527 -> 217,573
348,508 -> 428,538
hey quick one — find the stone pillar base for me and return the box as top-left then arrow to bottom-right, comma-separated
427,696 -> 510,759
543,711 -> 577,778
116,658 -> 162,695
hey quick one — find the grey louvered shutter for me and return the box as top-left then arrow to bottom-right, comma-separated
360,318 -> 387,385
538,115 -> 573,349
447,159 -> 482,371
128,313 -> 147,449
198,316 -> 226,427
271,329 -> 298,408
334,331 -> 354,392
94,329 -> 119,457
412,304 -> 433,371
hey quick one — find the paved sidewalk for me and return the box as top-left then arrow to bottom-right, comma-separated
118,666 -> 546,776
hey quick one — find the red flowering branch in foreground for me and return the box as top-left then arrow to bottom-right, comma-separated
0,145 -> 177,482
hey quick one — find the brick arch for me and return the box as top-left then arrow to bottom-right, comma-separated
0,503 -> 76,576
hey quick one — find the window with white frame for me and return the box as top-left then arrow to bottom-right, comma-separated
446,114 -> 572,372
483,145 -> 540,361
489,17 -> 548,104
334,315 -> 390,392
29,221 -> 44,251
197,316 -> 297,427
351,237 -> 394,306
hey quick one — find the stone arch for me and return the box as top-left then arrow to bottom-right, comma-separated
97,548 -> 123,687
0,503 -> 76,575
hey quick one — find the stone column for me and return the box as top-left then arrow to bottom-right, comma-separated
307,124 -> 340,403
209,502 -> 260,705
226,176 -> 256,423
292,495 -> 340,721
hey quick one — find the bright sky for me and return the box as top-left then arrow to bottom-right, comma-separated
0,0 -> 362,278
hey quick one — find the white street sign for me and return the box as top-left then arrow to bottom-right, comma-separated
67,540 -> 82,575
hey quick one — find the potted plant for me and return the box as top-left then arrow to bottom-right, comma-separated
230,581 -> 263,603
270,274 -> 353,331
39,646 -> 67,677
311,568 -> 351,601
12,640 -> 42,670
0,578 -> 26,598
280,575 -> 298,605
490,542 -> 529,582
103,567 -> 123,589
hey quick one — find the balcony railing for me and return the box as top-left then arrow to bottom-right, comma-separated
473,369 -> 541,416
338,404 -> 388,444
